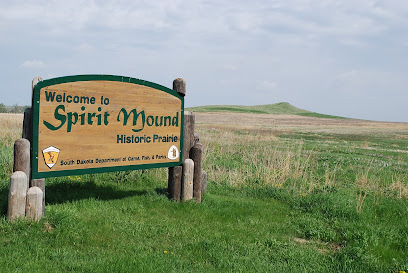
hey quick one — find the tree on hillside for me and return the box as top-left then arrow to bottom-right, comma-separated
0,103 -> 7,113
8,104 -> 28,113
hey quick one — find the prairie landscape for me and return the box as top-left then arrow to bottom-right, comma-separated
0,104 -> 407,272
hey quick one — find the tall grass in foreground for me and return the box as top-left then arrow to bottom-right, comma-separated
0,114 -> 22,146
0,114 -> 22,181
199,125 -> 408,203
198,123 -> 408,270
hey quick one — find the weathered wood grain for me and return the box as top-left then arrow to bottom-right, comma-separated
28,77 -> 42,143
182,159 -> 194,201
190,143 -> 203,203
13,138 -> 31,185
26,186 -> 43,221
8,171 -> 28,220
31,179 -> 45,215
183,111 -> 195,161
201,170 -> 207,195
173,78 -> 186,97
168,166 -> 182,201
22,108 -> 33,143
32,76 -> 43,91
193,132 -> 200,146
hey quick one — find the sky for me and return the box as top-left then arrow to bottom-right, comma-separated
1,0 -> 408,122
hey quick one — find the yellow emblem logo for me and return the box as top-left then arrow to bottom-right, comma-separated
168,145 -> 179,160
42,146 -> 60,169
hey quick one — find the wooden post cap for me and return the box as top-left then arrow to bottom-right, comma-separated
173,78 -> 186,97
13,138 -> 31,184
32,76 -> 43,91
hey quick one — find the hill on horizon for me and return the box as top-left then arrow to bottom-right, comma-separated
187,102 -> 346,119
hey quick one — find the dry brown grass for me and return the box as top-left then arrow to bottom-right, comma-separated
0,113 -> 23,148
355,168 -> 371,213
388,179 -> 408,199
198,125 -> 318,194
0,113 -> 23,180
195,111 -> 408,202
2,111 -> 407,202
195,112 -> 408,136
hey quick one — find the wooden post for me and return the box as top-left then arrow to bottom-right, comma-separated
183,111 -> 195,162
173,78 -> 186,97
168,166 -> 182,201
8,171 -> 28,220
201,170 -> 207,195
28,76 -> 46,215
182,159 -> 194,201
27,76 -> 42,143
22,108 -> 33,143
192,132 -> 207,195
168,78 -> 186,200
32,76 -> 43,90
31,179 -> 45,215
26,76 -> 42,143
194,132 -> 200,146
13,138 -> 30,187
190,143 -> 203,203
26,187 -> 43,221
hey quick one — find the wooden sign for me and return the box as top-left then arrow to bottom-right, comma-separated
31,75 -> 184,179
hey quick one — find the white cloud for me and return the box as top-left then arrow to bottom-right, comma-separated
257,81 -> 278,91
335,70 -> 359,81
20,59 -> 45,69
1,0 -> 408,121
76,43 -> 94,53
223,65 -> 238,71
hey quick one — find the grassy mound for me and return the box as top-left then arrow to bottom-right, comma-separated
188,102 -> 346,119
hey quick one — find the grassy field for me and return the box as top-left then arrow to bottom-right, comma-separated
0,110 -> 408,272
188,102 -> 346,119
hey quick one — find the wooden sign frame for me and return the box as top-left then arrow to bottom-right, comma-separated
31,75 -> 184,179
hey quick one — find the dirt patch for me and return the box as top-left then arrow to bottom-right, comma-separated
293,237 -> 343,254
293,237 -> 310,244
42,222 -> 56,233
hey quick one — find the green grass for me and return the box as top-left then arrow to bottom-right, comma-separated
0,173 -> 334,272
187,102 -> 346,119
0,114 -> 408,272
197,126 -> 408,272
